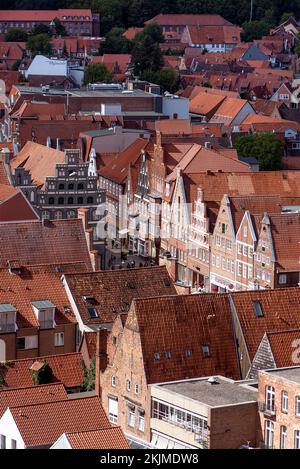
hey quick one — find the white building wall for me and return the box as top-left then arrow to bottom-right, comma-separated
162,97 -> 189,119
25,56 -> 68,79
50,434 -> 72,449
0,409 -> 25,449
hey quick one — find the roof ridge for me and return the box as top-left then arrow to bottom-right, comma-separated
0,382 -> 65,393
9,395 -> 99,411
0,351 -> 81,365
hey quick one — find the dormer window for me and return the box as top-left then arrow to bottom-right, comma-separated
0,304 -> 18,334
31,301 -> 56,329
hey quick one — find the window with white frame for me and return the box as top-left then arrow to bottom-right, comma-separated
11,439 -> 17,449
128,406 -> 135,427
134,384 -> 139,395
296,395 -> 300,416
243,245 -> 248,257
280,426 -> 287,449
111,376 -> 116,387
264,420 -> 274,449
295,430 -> 300,449
126,379 -> 131,392
138,412 -> 145,432
279,274 -> 287,285
243,226 -> 248,238
265,386 -> 275,412
0,435 -> 6,449
282,391 -> 288,413
54,332 -> 64,347
237,243 -> 242,255
108,397 -> 118,424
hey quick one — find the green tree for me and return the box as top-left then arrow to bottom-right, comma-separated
27,33 -> 52,57
134,23 -> 164,44
280,12 -> 295,23
234,134 -> 284,171
5,28 -> 28,42
101,27 -> 131,54
241,20 -> 271,42
83,62 -> 113,84
31,23 -> 52,36
132,35 -> 164,75
142,68 -> 178,92
53,17 -> 68,37
31,362 -> 53,385
81,357 -> 95,391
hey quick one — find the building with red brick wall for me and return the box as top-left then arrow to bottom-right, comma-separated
100,293 -> 241,444
257,367 -> 300,449
0,10 -> 99,37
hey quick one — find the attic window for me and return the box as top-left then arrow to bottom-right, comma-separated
88,307 -> 98,318
164,351 -> 172,358
253,300 -> 264,318
163,278 -> 171,287
154,353 -> 160,360
202,344 -> 210,357
83,295 -> 97,304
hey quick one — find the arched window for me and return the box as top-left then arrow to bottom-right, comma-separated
54,211 -> 62,219
87,196 -> 94,204
68,183 -> 74,190
77,196 -> 83,204
58,183 -> 65,190
48,197 -> 55,205
77,183 -> 84,190
58,197 -> 64,205
68,197 -> 74,204
42,211 -> 50,220
67,210 -> 76,219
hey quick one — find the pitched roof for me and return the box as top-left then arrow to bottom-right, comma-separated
0,189 -> 39,222
0,264 -> 78,328
10,141 -> 65,188
130,293 -> 240,383
267,213 -> 300,271
0,9 -> 92,22
9,396 -> 109,448
0,383 -> 67,417
187,25 -> 241,45
0,352 -> 84,389
81,331 -> 97,359
63,427 -> 130,449
189,92 -> 225,115
210,97 -> 251,125
63,266 -> 177,326
12,101 -> 66,118
145,14 -> 232,26
0,219 -> 93,270
155,119 -> 192,135
266,330 -> 300,367
123,27 -> 144,41
230,288 -> 300,361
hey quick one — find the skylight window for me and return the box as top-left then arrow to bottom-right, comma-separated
88,307 -> 98,318
253,300 -> 264,317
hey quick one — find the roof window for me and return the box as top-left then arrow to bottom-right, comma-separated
88,307 -> 98,318
252,300 -> 264,317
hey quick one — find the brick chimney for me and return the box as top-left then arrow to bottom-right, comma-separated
95,328 -> 109,397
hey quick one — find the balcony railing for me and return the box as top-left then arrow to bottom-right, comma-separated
39,320 -> 55,330
152,409 -> 208,443
258,401 -> 276,417
0,323 -> 16,334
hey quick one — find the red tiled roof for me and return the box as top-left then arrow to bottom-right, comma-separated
0,161 -> 11,185
268,213 -> 300,271
130,293 -> 241,383
189,92 -> 225,115
0,190 -> 39,222
187,25 -> 241,45
210,97 -> 251,125
82,331 -> 97,359
11,141 -> 65,188
0,352 -> 84,389
145,14 -> 232,26
12,101 -> 66,118
0,219 -> 93,270
123,27 -> 143,41
0,264 -> 77,329
155,119 -> 192,135
231,288 -> 300,361
266,330 -> 300,367
64,427 -> 130,449
9,396 -> 109,448
63,266 -> 177,326
0,9 -> 92,22
91,54 -> 131,74
0,383 -> 67,417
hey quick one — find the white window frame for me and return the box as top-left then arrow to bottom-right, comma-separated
54,332 -> 64,347
282,391 -> 288,413
111,376 -> 116,387
128,407 -> 135,428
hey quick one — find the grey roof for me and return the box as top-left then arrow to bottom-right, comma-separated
262,367 -> 300,384
0,303 -> 17,313
159,376 -> 257,407
15,85 -> 155,99
31,300 -> 55,309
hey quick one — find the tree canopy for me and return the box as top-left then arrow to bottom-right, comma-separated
5,28 -> 28,42
234,134 -> 284,171
27,33 -> 52,56
83,62 -> 113,84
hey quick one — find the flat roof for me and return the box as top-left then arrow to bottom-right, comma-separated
263,367 -> 300,384
15,85 -> 156,99
157,376 -> 257,407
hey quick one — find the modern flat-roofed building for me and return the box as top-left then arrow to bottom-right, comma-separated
150,376 -> 258,449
